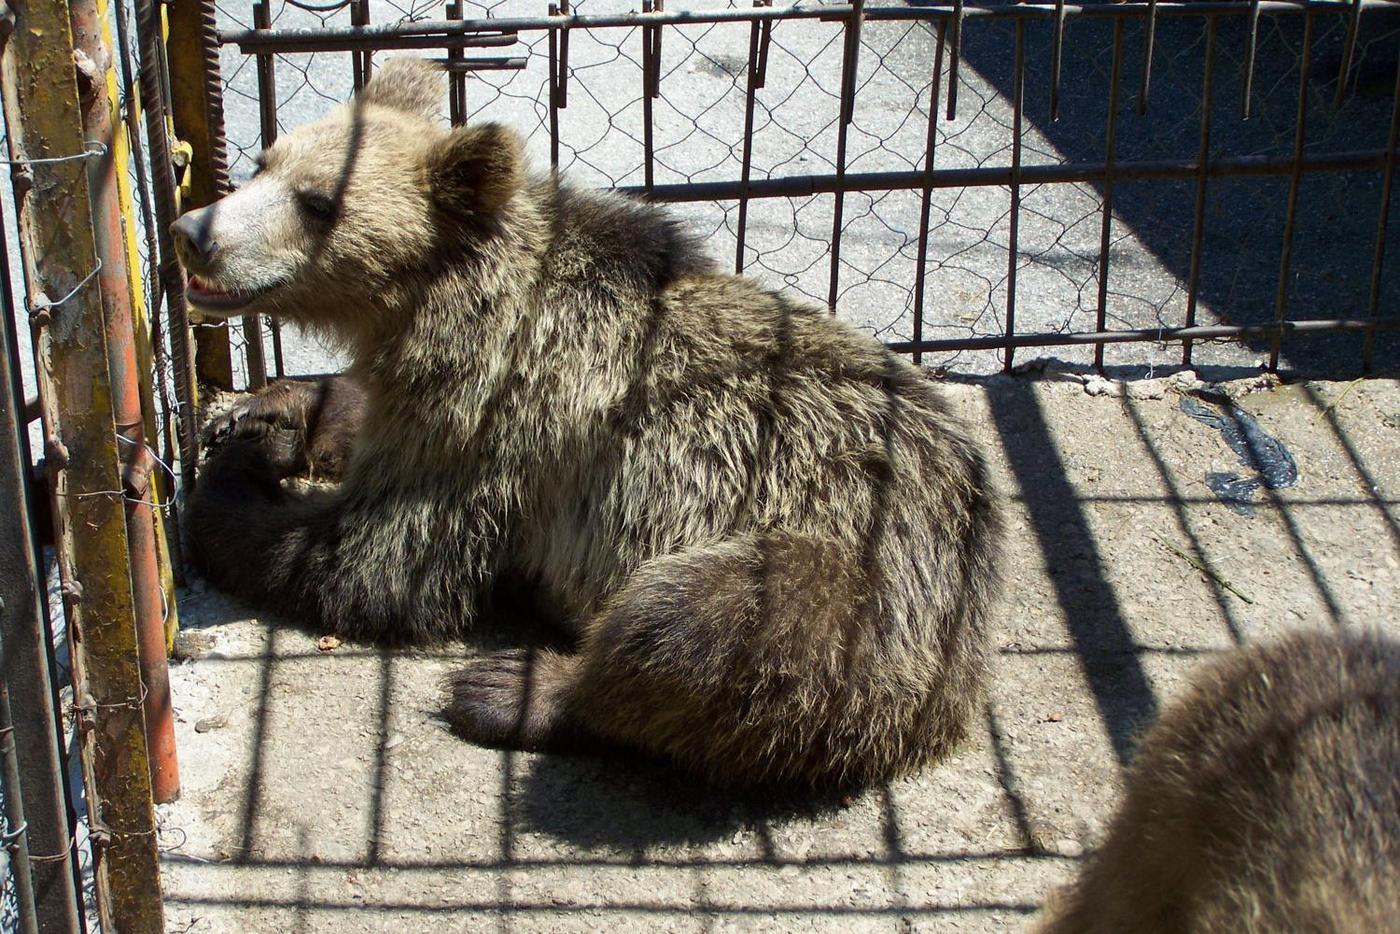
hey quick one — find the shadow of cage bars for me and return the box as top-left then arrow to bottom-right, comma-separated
1,1 -> 1399,930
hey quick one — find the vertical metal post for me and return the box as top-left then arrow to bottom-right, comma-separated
1269,11 -> 1313,371
1093,18 -> 1124,372
167,0 -> 238,390
134,0 -> 200,491
1362,55 -> 1400,373
254,2 -> 278,148
0,675 -> 37,934
1182,16 -> 1217,367
253,0 -> 285,377
71,0 -> 179,804
1242,0 -> 1261,119
1333,0 -> 1362,109
444,1 -> 463,120
110,0 -> 189,599
1139,0 -> 1158,114
0,0 -> 165,926
1003,18 -> 1025,371
946,0 -> 963,120
1049,0 -> 1066,121
0,165 -> 82,934
736,0 -> 771,274
642,0 -> 664,192
911,20 -> 947,369
827,0 -> 864,314
548,3 -> 561,168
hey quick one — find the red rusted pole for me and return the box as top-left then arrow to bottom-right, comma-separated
69,0 -> 180,803
0,0 -> 165,919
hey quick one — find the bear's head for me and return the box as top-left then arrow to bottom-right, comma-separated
171,58 -> 523,333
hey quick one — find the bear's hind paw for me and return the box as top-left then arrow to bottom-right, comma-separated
442,649 -> 582,752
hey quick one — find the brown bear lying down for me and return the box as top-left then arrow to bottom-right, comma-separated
174,58 -> 1001,791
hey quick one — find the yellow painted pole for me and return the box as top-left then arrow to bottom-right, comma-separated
0,0 -> 165,925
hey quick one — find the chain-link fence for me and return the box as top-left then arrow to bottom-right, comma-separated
209,0 -> 1400,384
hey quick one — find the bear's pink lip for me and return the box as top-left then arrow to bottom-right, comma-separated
186,274 -> 274,313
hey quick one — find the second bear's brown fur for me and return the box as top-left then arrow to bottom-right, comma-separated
1038,628 -> 1400,933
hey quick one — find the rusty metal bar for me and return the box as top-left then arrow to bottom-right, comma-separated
947,0 -> 963,119
136,0 -> 200,491
1139,0 -> 1157,114
433,56 -> 528,73
169,0 -> 235,390
1182,16 -> 1218,367
1050,0 -> 1066,121
827,0 -> 864,313
1242,0 -> 1261,118
0,672 -> 38,934
0,169 -> 82,934
250,1 -> 276,139
1093,18 -> 1124,372
887,316 -> 1400,355
1333,0 -> 1362,109
912,21 -> 948,368
72,0 -> 179,805
2,0 -> 165,925
548,3 -> 560,168
253,0 -> 285,378
353,0 -> 374,90
108,0 -> 187,603
1003,18 -> 1025,371
1269,10 -> 1313,371
352,0 -> 368,88
641,0 -> 655,191
220,0 -> 1391,49
558,0 -> 571,109
621,148 -> 1389,203
1362,54 -> 1400,373
641,0 -> 660,191
736,0 -> 772,274
231,29 -> 518,54
109,0 -> 176,477
445,0 -> 463,118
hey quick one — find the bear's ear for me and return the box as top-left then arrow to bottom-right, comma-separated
358,58 -> 443,120
428,122 -> 524,218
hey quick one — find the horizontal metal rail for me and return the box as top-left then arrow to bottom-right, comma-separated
886,317 -> 1400,355
230,30 -> 517,54
618,149 -> 1389,203
219,0 -> 1390,50
217,0 -> 1398,375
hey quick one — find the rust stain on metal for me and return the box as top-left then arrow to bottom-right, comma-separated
74,0 -> 180,805
168,0 -> 234,389
0,0 -> 166,925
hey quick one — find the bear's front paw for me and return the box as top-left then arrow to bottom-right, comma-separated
208,386 -> 304,448
201,425 -> 307,490
442,650 -> 580,751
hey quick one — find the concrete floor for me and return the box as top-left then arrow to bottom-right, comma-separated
157,372 -> 1400,932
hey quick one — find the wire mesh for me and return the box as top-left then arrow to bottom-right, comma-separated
209,0 -> 1400,380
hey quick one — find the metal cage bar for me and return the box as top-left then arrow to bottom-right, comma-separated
1182,16 -> 1218,367
217,0 -> 1398,378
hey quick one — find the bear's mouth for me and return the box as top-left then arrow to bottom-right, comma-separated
186,275 -> 277,313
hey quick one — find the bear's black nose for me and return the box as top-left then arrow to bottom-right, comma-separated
172,210 -> 219,268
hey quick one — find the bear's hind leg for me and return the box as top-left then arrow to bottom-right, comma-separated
441,532 -> 972,789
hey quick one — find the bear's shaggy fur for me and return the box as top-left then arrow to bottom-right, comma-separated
1038,629 -> 1400,933
177,59 -> 1001,790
